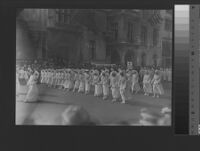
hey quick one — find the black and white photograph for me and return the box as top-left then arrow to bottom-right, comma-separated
16,9 -> 172,126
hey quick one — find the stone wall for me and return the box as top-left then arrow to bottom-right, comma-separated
16,20 -> 36,60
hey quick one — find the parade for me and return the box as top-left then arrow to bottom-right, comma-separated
16,59 -> 172,104
16,9 -> 172,125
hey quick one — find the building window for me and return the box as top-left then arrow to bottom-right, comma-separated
89,40 -> 96,60
127,22 -> 134,42
111,22 -> 118,40
57,9 -> 71,25
164,18 -> 172,31
64,9 -> 71,24
153,28 -> 159,46
57,9 -> 64,24
141,26 -> 147,46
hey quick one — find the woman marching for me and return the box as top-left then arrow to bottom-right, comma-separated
151,70 -> 164,98
119,70 -> 128,104
101,70 -> 110,100
143,70 -> 152,96
93,70 -> 102,97
68,69 -> 75,91
73,69 -> 80,92
78,70 -> 85,93
64,70 -> 70,91
84,70 -> 92,95
131,70 -> 141,94
23,71 -> 39,102
126,69 -> 133,100
110,70 -> 120,102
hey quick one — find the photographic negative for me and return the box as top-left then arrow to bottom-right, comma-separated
16,9 -> 172,126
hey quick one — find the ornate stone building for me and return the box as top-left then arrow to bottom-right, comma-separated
16,9 -> 172,67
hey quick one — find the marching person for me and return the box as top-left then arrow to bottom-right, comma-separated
23,71 -> 39,102
101,71 -> 110,100
48,69 -> 53,87
54,70 -> 60,88
151,70 -> 164,98
110,71 -> 120,102
69,70 -> 75,91
24,69 -> 29,84
59,70 -> 65,89
119,70 -> 127,104
93,70 -> 102,97
78,70 -> 85,93
64,70 -> 70,91
84,70 -> 92,94
143,70 -> 152,96
52,69 -> 57,88
47,69 -> 51,87
73,70 -> 80,92
131,70 -> 140,94
40,69 -> 44,84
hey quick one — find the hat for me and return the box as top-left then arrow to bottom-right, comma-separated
140,108 -> 162,120
161,107 -> 171,114
155,70 -> 159,74
111,71 -> 117,77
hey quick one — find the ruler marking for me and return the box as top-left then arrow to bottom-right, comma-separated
189,5 -> 200,135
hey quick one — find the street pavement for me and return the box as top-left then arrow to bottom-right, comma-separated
16,83 -> 171,125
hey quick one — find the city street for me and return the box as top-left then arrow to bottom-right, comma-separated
16,83 -> 171,125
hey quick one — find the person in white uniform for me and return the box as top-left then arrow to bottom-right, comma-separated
151,70 -> 164,98
119,71 -> 127,104
131,70 -> 141,94
143,71 -> 152,96
93,70 -> 102,97
23,71 -> 39,102
64,70 -> 70,91
73,70 -> 80,92
78,70 -> 85,93
101,71 -> 110,100
110,71 -> 120,102
84,70 -> 92,94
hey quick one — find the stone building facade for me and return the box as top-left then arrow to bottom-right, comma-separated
16,9 -> 172,67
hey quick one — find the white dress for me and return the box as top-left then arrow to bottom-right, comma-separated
101,75 -> 109,97
73,73 -> 80,89
131,73 -> 141,92
24,75 -> 39,102
152,74 -> 164,95
119,76 -> 127,102
110,75 -> 120,99
143,74 -> 152,94
78,74 -> 85,92
85,73 -> 91,92
93,75 -> 102,96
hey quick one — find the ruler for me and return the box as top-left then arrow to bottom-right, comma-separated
189,5 -> 200,135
